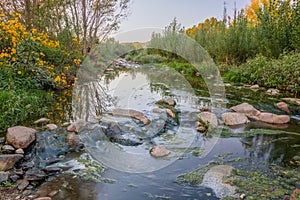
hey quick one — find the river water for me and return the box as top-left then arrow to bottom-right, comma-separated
34,64 -> 300,200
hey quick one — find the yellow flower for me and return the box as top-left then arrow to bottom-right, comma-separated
40,52 -> 45,57
64,66 -> 70,70
11,48 -> 16,55
17,71 -> 22,75
73,58 -> 81,65
54,76 -> 61,82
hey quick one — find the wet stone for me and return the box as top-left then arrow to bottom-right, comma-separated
10,174 -> 19,183
17,179 -> 29,191
25,169 -> 47,181
42,167 -> 62,173
0,171 -> 10,183
150,146 -> 170,158
15,169 -> 24,176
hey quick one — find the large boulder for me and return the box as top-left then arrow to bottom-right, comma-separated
221,112 -> 249,126
258,112 -> 290,124
198,112 -> 218,128
108,109 -> 150,125
0,154 -> 23,171
6,126 -> 36,149
231,103 -> 261,119
202,165 -> 236,199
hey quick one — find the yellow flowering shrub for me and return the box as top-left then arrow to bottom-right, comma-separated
0,12 -> 82,89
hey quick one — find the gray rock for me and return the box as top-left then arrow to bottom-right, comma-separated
221,112 -> 249,126
150,146 -> 170,158
198,112 -> 218,128
231,103 -> 261,119
0,171 -> 10,183
17,179 -> 29,190
34,118 -> 50,124
0,154 -> 23,171
25,169 -> 47,181
46,124 -> 58,131
6,126 -> 36,149
202,165 -> 236,199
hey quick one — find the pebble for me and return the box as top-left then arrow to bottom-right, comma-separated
15,148 -> 25,154
46,124 -> 58,131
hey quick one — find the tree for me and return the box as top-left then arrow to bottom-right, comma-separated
0,0 -> 131,54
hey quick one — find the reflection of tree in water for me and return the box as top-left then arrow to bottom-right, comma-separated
241,133 -> 300,165
72,81 -> 112,121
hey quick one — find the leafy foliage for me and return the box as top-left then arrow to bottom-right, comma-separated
223,52 -> 300,94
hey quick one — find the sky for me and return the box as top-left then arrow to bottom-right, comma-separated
114,0 -> 250,42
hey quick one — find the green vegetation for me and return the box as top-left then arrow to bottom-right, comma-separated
186,0 -> 300,65
230,165 -> 300,200
223,52 -> 300,94
0,0 -> 130,134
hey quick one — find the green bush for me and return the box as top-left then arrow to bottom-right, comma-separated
223,52 -> 300,94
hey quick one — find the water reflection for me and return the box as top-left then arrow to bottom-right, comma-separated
241,133 -> 300,165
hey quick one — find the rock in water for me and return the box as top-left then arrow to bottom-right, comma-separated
46,124 -> 58,131
0,154 -> 23,171
67,119 -> 86,133
276,102 -> 290,113
221,112 -> 249,126
108,109 -> 150,125
198,112 -> 218,128
202,165 -> 236,199
6,126 -> 36,149
166,108 -> 176,119
150,146 -> 170,158
282,98 -> 300,105
230,103 -> 261,119
258,112 -> 290,124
